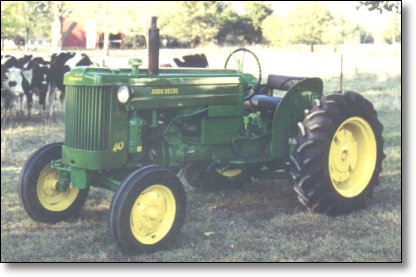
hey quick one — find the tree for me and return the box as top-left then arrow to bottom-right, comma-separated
48,1 -> 77,51
160,1 -> 230,47
1,3 -> 23,48
383,14 -> 401,44
216,15 -> 257,46
123,3 -> 162,48
214,5 -> 258,46
357,26 -> 375,44
261,13 -> 289,47
243,1 -> 273,43
358,1 -> 401,13
286,2 -> 333,52
1,1 -> 49,50
322,16 -> 360,51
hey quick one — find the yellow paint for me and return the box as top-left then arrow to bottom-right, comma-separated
68,76 -> 83,81
328,117 -> 377,198
151,88 -> 179,95
37,165 -> 79,211
217,168 -> 242,177
130,184 -> 176,245
112,141 -> 124,152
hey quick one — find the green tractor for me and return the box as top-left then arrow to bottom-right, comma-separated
19,18 -> 384,254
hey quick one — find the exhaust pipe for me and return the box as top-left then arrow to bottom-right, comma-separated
148,16 -> 159,75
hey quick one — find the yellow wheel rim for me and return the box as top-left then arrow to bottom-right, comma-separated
130,184 -> 176,245
37,165 -> 79,211
328,117 -> 377,198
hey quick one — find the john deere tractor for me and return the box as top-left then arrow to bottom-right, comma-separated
19,18 -> 384,254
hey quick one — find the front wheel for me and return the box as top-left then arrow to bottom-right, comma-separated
18,143 -> 89,223
289,92 -> 384,215
109,165 -> 186,253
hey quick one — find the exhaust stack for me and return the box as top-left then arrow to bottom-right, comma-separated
148,16 -> 159,75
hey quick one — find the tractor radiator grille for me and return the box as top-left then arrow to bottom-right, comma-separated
65,86 -> 113,151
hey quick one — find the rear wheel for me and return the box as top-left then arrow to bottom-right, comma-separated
18,143 -> 89,223
289,92 -> 384,215
110,165 -> 186,253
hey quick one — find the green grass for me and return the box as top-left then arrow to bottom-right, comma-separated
0,73 -> 401,262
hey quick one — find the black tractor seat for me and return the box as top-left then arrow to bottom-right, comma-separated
267,75 -> 305,91
244,75 -> 305,117
244,95 -> 282,117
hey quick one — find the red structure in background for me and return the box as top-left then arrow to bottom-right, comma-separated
62,20 -> 124,49
62,20 -> 87,49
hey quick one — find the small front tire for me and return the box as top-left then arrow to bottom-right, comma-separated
109,165 -> 186,254
18,143 -> 89,223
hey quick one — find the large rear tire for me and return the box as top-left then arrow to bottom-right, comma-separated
18,143 -> 89,223
289,92 -> 384,215
110,165 -> 186,254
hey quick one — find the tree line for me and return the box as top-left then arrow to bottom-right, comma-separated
1,1 -> 401,53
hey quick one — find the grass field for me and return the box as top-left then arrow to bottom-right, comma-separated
0,49 -> 401,262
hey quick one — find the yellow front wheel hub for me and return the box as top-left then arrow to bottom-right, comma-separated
130,184 -> 176,245
37,165 -> 79,211
328,117 -> 377,198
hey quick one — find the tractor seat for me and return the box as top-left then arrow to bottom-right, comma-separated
267,75 -> 305,91
244,95 -> 282,117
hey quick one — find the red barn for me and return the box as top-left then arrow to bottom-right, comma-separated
62,20 -> 124,49
62,20 -> 87,49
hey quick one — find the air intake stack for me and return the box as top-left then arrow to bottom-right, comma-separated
148,16 -> 159,75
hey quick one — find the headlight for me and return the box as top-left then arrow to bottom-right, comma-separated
117,85 -> 132,104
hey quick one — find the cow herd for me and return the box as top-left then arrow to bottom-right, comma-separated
1,52 -> 92,118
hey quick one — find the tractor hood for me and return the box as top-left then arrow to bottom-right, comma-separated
64,67 -> 248,110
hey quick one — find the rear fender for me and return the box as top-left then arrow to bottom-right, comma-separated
270,78 -> 323,159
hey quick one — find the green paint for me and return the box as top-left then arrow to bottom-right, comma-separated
62,65 -> 321,190
270,78 -> 323,159
56,171 -> 70,192
129,58 -> 142,77
70,168 -> 90,189
63,86 -> 128,170
200,117 -> 239,145
98,176 -> 122,192
128,114 -> 146,154
208,105 -> 242,117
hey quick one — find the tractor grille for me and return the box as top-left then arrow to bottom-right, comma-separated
65,86 -> 113,151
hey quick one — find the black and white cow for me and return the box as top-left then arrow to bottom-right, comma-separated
1,55 -> 17,80
48,52 -> 93,116
21,57 -> 50,116
1,54 -> 32,73
1,54 -> 32,83
1,55 -> 32,116
1,55 -> 51,117
1,67 -> 25,116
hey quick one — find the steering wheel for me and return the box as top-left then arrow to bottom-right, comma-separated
224,48 -> 262,100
